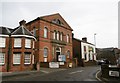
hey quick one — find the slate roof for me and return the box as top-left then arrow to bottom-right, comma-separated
0,26 -> 13,35
11,25 -> 33,36
73,37 -> 95,46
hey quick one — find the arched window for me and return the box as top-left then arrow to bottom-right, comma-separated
53,30 -> 56,40
67,34 -> 69,43
67,50 -> 70,58
44,48 -> 48,57
60,32 -> 63,41
44,27 -> 48,38
57,31 -> 60,40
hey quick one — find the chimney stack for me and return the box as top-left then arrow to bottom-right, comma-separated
82,37 -> 87,42
19,20 -> 26,26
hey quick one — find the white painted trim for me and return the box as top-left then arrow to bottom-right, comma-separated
11,35 -> 36,40
0,53 -> 5,65
0,34 -> 9,37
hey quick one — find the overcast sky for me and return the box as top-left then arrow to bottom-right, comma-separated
0,0 -> 119,48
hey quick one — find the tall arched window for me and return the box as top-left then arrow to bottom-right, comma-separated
57,31 -> 60,40
44,27 -> 48,38
67,34 -> 69,43
44,48 -> 48,57
53,30 -> 56,40
67,50 -> 70,58
60,32 -> 63,41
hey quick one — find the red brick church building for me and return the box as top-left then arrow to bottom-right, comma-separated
26,13 -> 73,68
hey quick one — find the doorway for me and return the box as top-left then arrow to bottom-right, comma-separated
56,52 -> 60,61
56,47 -> 61,61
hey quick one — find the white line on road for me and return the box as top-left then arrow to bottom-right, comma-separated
40,70 -> 49,74
69,70 -> 84,74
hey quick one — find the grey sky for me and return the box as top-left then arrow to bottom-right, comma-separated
0,0 -> 119,48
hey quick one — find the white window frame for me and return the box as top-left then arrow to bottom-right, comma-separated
0,37 -> 6,48
44,27 -> 48,38
0,53 -> 5,65
13,53 -> 21,65
24,54 -> 31,65
14,38 -> 21,48
25,38 -> 31,48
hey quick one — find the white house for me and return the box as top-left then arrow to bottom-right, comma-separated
81,37 -> 96,62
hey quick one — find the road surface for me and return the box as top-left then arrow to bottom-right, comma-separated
2,66 -> 100,81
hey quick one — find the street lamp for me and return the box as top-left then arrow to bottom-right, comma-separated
94,33 -> 97,48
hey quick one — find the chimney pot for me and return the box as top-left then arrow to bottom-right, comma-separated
82,37 -> 87,42
19,20 -> 26,26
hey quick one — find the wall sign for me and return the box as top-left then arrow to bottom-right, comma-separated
49,62 -> 59,68
58,55 -> 66,62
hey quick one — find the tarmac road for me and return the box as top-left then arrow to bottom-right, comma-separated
2,66 -> 100,81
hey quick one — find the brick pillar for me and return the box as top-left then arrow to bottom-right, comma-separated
101,64 -> 109,78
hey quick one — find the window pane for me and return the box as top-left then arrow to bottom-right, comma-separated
60,33 -> 63,41
67,51 -> 70,58
44,27 -> 48,38
0,53 -> 5,65
57,32 -> 59,40
24,54 -> 31,64
13,54 -> 21,64
44,48 -> 48,57
67,35 -> 69,43
14,38 -> 21,47
25,39 -> 31,48
0,38 -> 5,47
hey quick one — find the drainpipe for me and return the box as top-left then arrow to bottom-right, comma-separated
7,34 -> 12,72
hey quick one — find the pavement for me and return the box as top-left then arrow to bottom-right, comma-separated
1,67 -> 67,80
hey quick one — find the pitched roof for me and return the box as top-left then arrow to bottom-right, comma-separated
0,26 -> 13,35
11,25 -> 33,36
73,37 -> 95,46
26,13 -> 73,31
40,13 -> 73,31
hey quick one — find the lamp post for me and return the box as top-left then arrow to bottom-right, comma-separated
94,33 -> 97,48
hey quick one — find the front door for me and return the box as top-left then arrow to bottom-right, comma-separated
56,52 -> 60,61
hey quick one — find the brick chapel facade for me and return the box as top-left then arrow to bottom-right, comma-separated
26,13 -> 73,68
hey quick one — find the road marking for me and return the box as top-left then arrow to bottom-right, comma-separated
40,70 -> 49,74
95,70 -> 102,82
69,70 -> 84,74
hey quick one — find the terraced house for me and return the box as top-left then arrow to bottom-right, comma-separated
0,21 -> 36,72
26,13 -> 73,68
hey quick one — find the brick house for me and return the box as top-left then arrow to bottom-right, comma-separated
72,35 -> 96,67
0,27 -> 12,72
0,20 -> 36,72
26,13 -> 73,68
